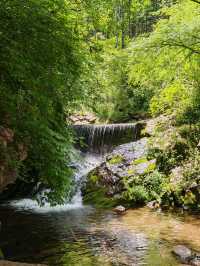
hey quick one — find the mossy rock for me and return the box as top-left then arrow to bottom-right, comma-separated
132,157 -> 148,165
83,187 -> 121,208
107,154 -> 124,165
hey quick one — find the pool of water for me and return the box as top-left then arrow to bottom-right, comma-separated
1,151 -> 200,266
0,203 -> 200,266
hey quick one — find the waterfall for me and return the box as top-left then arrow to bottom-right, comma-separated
73,122 -> 145,153
5,122 -> 145,211
6,152 -> 102,212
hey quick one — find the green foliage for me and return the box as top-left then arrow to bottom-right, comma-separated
132,157 -> 148,165
83,187 -> 120,208
161,182 -> 183,207
127,0 -> 200,124
148,123 -> 190,174
150,82 -> 190,117
123,185 -> 149,204
144,170 -> 165,198
123,170 -> 166,205
0,0 -> 88,204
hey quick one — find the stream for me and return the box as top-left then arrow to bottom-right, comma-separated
0,125 -> 200,266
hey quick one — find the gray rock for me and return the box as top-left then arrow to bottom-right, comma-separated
172,245 -> 192,263
146,200 -> 160,209
114,205 -> 126,214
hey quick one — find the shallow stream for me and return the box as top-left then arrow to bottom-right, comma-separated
0,150 -> 200,266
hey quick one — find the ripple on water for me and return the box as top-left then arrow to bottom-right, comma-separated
0,206 -> 200,265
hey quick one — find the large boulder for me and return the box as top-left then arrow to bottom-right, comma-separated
82,138 -> 158,207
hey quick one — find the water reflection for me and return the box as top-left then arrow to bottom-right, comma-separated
0,205 -> 200,265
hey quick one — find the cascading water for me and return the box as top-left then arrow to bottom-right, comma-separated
7,122 -> 144,211
7,151 -> 102,212
73,122 -> 145,153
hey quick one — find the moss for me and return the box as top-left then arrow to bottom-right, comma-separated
144,162 -> 156,174
83,188 -> 120,208
127,169 -> 135,175
107,154 -> 124,165
89,174 -> 99,183
87,169 -> 101,185
132,157 -> 148,165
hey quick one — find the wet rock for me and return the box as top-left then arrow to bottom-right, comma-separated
190,256 -> 200,266
146,200 -> 160,209
172,245 -> 192,263
0,261 -> 47,266
114,205 -> 126,214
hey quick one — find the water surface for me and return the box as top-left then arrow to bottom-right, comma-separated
0,203 -> 200,266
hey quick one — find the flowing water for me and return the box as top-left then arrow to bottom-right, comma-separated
73,123 -> 144,153
0,129 -> 200,265
1,201 -> 200,266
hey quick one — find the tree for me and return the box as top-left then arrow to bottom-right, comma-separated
0,0 -> 87,204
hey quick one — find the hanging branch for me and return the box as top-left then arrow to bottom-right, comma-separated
190,0 -> 200,4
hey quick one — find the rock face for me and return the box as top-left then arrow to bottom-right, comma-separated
0,261 -> 47,266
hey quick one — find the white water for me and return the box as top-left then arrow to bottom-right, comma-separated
7,152 -> 102,213
73,123 -> 139,153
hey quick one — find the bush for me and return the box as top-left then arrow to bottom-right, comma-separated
122,170 -> 166,205
123,185 -> 149,205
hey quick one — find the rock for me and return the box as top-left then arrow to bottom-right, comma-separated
69,112 -> 97,125
190,256 -> 200,266
0,261 -> 47,266
146,200 -> 160,209
113,205 -> 126,214
83,137 -> 157,207
172,245 -> 192,263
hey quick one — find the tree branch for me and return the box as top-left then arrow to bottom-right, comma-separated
190,0 -> 200,4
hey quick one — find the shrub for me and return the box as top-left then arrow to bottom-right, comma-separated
123,185 -> 149,205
